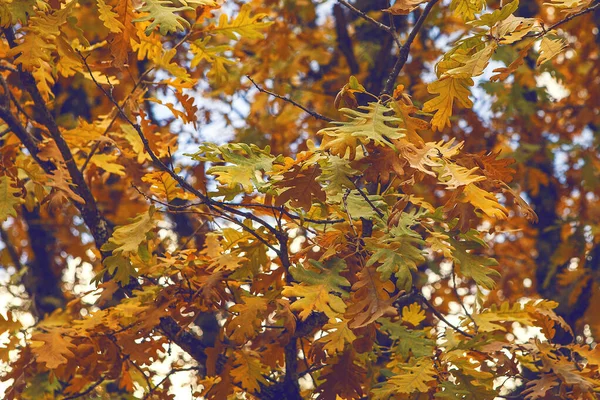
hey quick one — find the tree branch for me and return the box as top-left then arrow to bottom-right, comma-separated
3,27 -> 110,251
246,75 -> 333,122
416,292 -> 474,338
338,0 -> 401,48
381,0 -> 439,96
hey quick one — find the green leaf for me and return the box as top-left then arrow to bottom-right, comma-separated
469,0 -> 519,27
450,0 -> 485,20
188,143 -> 278,194
318,155 -> 359,196
318,102 -> 405,158
372,358 -> 437,398
450,240 -> 500,290
366,236 -> 425,291
102,207 -> 156,254
290,258 -> 350,295
135,0 -> 195,35
379,321 -> 435,358
103,253 -> 138,285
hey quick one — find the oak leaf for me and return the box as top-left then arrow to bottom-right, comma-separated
0,176 -> 22,222
402,303 -> 426,327
423,77 -> 473,131
31,330 -> 76,369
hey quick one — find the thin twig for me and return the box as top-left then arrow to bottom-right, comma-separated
142,366 -> 203,400
381,0 -> 440,96
342,189 -> 358,236
415,292 -> 474,338
338,0 -> 401,48
246,75 -> 333,122
353,180 -> 384,218
78,52 -> 282,245
80,67 -> 155,173
451,265 -> 478,332
544,0 -> 600,33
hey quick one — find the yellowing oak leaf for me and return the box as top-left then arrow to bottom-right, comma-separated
134,0 -> 203,35
544,0 -> 593,15
215,4 -> 272,40
423,77 -> 473,131
231,350 -> 269,393
97,0 -> 124,33
462,183 -> 508,219
31,330 -> 76,369
435,161 -> 486,189
317,320 -> 357,354
318,102 -> 405,159
384,0 -> 427,15
473,302 -> 535,332
89,153 -> 126,176
0,176 -> 23,222
372,359 -> 437,397
451,239 -> 500,290
120,124 -> 152,163
399,139 -> 463,176
7,30 -> 54,70
282,283 -> 347,320
226,295 -> 269,343
450,0 -> 486,20
190,143 -> 276,194
402,303 -> 426,327
142,171 -> 190,202
537,35 -> 567,66
104,207 -> 156,254
444,42 -> 498,79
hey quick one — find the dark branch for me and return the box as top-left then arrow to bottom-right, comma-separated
246,75 -> 333,122
381,0 -> 440,96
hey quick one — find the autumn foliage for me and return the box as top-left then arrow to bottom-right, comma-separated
1,0 -> 600,398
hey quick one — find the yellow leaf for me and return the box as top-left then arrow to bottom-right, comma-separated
462,183 -> 508,219
121,124 -> 152,164
8,30 -> 54,70
0,175 -> 23,222
450,0 -> 486,20
31,330 -> 76,369
423,77 -> 473,131
318,102 -> 405,160
63,120 -> 105,148
537,35 -> 567,66
90,153 -> 126,176
215,4 -> 272,40
97,0 -> 125,33
544,0 -> 593,15
32,61 -> 55,101
399,139 -> 463,176
105,207 -> 156,254
282,283 -> 347,320
402,303 -> 426,326
444,42 -> 498,79
372,359 -> 437,397
56,35 -> 82,78
318,320 -> 357,354
435,160 -> 486,189
473,302 -> 535,332
142,171 -> 190,202
231,350 -> 268,393
226,295 -> 269,343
